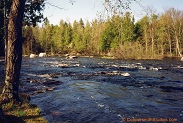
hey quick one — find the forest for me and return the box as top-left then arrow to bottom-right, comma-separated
1,7 -> 183,59
22,7 -> 183,59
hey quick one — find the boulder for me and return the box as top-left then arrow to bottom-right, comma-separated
29,54 -> 37,58
39,52 -> 47,57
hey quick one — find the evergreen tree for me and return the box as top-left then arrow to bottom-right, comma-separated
63,22 -> 73,52
121,12 -> 135,43
72,19 -> 85,53
99,19 -> 114,52
83,21 -> 91,53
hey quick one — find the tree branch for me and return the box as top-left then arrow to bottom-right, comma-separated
45,2 -> 64,10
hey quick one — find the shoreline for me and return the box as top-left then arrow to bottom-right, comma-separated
21,54 -> 183,61
0,59 -> 47,123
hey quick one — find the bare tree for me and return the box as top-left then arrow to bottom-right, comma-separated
164,8 -> 183,57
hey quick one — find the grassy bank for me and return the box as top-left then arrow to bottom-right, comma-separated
2,101 -> 47,123
0,87 -> 47,122
0,76 -> 47,123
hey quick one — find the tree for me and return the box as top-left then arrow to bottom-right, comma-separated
121,12 -> 135,43
83,21 -> 91,53
90,19 -> 104,54
1,0 -> 45,103
166,8 -> 183,57
0,0 -> 45,55
24,0 -> 45,26
1,0 -> 26,103
0,1 -> 4,56
22,26 -> 42,55
100,19 -> 114,52
160,13 -> 173,56
72,19 -> 86,53
149,14 -> 158,57
156,15 -> 166,55
136,16 -> 150,55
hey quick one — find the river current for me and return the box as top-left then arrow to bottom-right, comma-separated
20,57 -> 183,123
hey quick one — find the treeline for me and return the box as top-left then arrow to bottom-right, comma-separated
23,8 -> 183,59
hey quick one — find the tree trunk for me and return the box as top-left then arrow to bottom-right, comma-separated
167,31 -> 172,56
175,35 -> 182,57
150,25 -> 155,58
4,0 -> 8,68
1,0 -> 26,103
144,29 -> 148,54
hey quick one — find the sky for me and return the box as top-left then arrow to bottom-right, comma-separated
43,0 -> 183,25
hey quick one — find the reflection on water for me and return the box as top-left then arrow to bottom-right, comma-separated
20,57 -> 183,123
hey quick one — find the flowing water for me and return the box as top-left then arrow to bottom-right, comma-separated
20,57 -> 183,123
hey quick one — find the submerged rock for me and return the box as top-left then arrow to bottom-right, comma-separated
96,71 -> 130,76
46,87 -> 55,91
160,86 -> 183,92
43,80 -> 62,86
29,79 -> 38,83
34,89 -> 46,94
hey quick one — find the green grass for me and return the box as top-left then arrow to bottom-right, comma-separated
0,84 -> 47,123
2,101 -> 47,123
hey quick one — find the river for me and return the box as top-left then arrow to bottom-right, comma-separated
19,57 -> 183,123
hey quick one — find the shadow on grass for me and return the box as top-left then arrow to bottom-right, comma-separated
0,114 -> 46,123
21,114 -> 46,122
1,115 -> 26,123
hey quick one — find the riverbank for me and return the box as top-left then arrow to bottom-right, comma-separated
100,53 -> 182,61
1,99 -> 47,123
0,58 -> 47,123
24,52 -> 183,61
0,84 -> 47,122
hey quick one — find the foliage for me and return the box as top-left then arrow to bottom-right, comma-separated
0,0 -> 45,56
24,0 -> 45,26
22,8 -> 183,59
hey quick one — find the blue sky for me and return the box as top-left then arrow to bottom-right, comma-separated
43,0 -> 183,25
